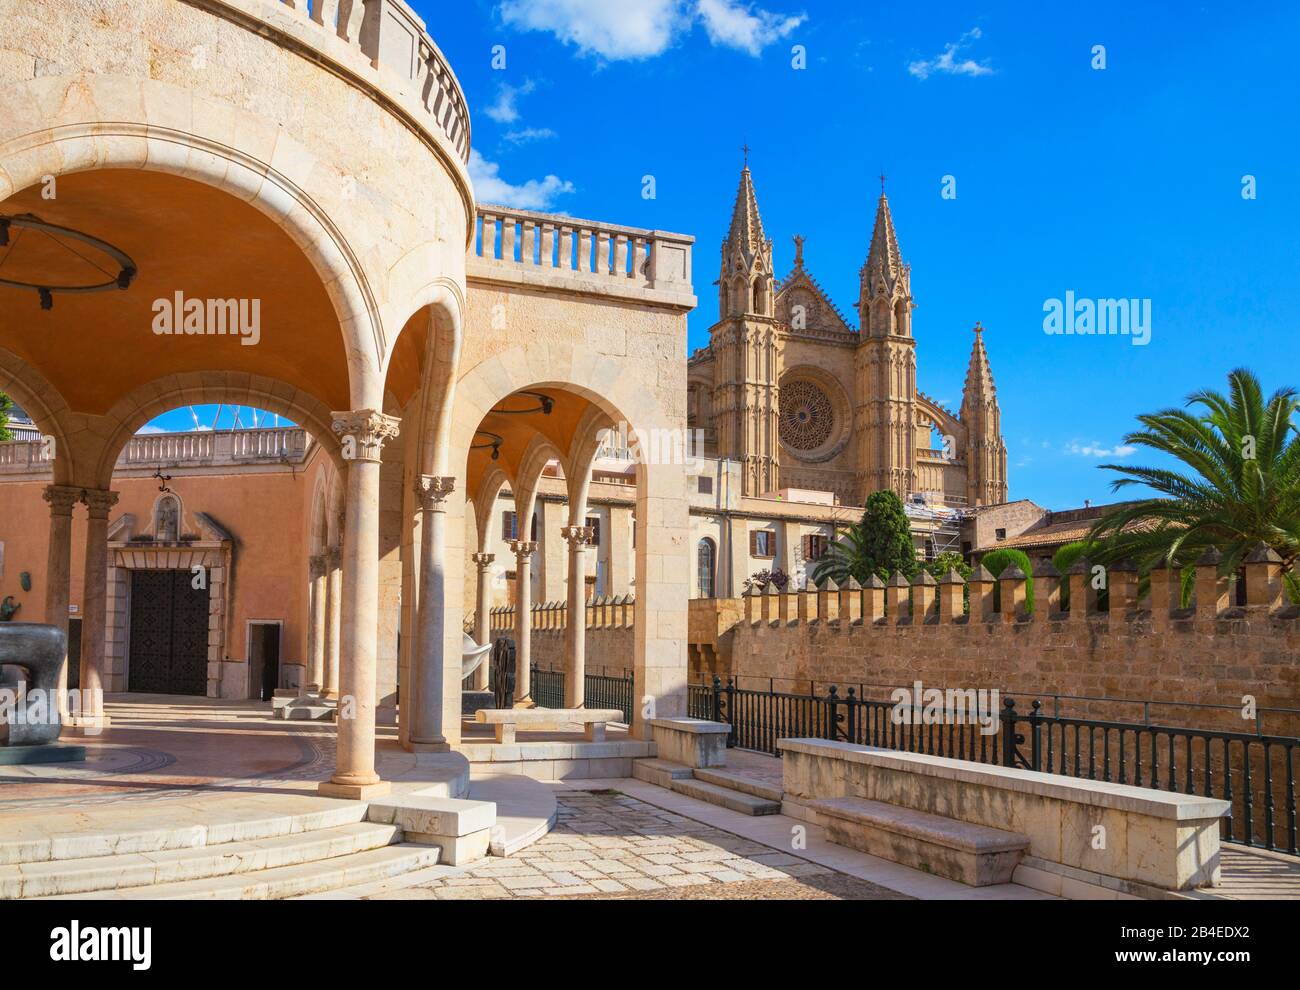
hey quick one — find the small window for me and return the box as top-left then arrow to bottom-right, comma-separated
502,511 -> 518,541
750,530 -> 775,558
585,516 -> 601,546
697,476 -> 713,495
995,528 -> 1007,541
802,534 -> 829,561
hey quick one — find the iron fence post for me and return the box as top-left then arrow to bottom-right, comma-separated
725,677 -> 736,747
827,685 -> 840,741
1028,699 -> 1043,771
845,687 -> 858,745
711,675 -> 722,724
1001,696 -> 1019,766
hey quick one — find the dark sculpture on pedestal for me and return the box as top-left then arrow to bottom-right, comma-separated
0,622 -> 65,746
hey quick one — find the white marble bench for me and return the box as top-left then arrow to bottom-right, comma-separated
809,796 -> 1029,886
474,708 -> 623,744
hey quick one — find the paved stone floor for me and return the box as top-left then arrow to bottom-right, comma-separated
367,789 -> 910,900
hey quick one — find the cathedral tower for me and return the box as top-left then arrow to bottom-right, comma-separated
960,323 -> 1009,504
854,189 -> 917,501
710,163 -> 782,496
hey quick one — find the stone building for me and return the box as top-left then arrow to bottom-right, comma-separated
686,165 -> 1009,510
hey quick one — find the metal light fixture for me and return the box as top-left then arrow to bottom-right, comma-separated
490,390 -> 553,416
0,213 -> 138,310
472,430 -> 504,460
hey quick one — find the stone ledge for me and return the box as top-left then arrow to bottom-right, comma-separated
647,717 -> 730,734
778,738 -> 1231,821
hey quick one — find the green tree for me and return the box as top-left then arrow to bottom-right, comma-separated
0,391 -> 13,442
811,489 -> 919,586
1087,368 -> 1300,602
979,546 -> 1035,613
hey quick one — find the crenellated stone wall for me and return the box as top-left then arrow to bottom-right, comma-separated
695,552 -> 1300,734
486,597 -> 636,674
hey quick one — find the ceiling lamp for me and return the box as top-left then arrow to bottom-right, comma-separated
0,213 -> 138,310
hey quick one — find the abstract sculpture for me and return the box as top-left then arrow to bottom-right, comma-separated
0,622 -> 65,745
490,638 -> 515,711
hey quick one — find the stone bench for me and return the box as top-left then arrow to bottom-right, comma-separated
809,796 -> 1029,886
780,738 -> 1232,894
474,708 -> 623,744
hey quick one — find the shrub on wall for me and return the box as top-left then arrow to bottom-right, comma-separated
980,547 -> 1035,614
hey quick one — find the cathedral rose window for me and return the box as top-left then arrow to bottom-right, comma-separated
779,380 -> 834,451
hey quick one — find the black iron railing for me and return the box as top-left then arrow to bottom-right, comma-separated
527,665 -> 633,724
690,676 -> 1300,856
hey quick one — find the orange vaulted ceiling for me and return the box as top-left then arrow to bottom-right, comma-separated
0,170 -> 350,416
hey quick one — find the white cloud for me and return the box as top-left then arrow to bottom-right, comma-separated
484,79 -> 536,124
469,149 -> 575,210
1065,440 -> 1137,458
696,0 -> 805,56
498,0 -> 804,60
908,27 -> 994,80
500,0 -> 688,59
504,126 -> 558,144
134,424 -> 167,434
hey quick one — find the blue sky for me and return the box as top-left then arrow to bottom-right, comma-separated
157,1 -> 1300,510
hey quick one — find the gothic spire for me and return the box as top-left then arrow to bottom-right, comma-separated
962,322 -> 997,404
865,192 -> 903,282
725,164 -> 768,267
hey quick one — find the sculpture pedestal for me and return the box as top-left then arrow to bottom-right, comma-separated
461,690 -> 494,716
0,743 -> 87,765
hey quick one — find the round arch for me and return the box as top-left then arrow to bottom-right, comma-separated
0,346 -> 78,484
93,371 -> 343,488
0,109 -> 383,405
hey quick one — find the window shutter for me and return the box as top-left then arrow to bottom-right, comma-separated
802,534 -> 812,558
749,531 -> 758,556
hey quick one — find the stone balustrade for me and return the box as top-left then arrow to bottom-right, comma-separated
488,594 -> 636,634
0,428 -> 314,476
226,0 -> 470,162
471,205 -> 695,304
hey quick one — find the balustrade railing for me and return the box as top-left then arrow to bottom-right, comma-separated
271,0 -> 469,162
473,206 -> 693,295
527,665 -> 633,724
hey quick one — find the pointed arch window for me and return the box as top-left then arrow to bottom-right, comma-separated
696,538 -> 716,599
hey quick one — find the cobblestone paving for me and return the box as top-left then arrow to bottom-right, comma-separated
372,789 -> 910,901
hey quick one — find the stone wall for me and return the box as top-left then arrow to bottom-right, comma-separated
486,598 -> 635,674
694,555 -> 1300,735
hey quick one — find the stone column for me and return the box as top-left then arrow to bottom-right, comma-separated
510,539 -> 537,706
323,547 -> 342,698
79,489 -> 119,720
321,410 -> 399,800
562,525 -> 594,708
409,475 -> 454,750
306,554 -> 327,694
470,551 -> 494,691
42,485 -> 81,712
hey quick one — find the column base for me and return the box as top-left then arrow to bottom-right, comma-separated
405,740 -> 451,753
513,696 -> 536,709
318,779 -> 391,801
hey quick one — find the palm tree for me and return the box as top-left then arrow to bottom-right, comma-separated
1088,368 -> 1300,599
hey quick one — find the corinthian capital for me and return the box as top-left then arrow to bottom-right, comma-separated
43,484 -> 82,516
471,551 -> 495,570
81,489 -> 120,517
561,525 -> 594,548
414,475 -> 456,511
332,409 -> 400,463
509,539 -> 538,560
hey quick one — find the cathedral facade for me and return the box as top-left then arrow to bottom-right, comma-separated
687,166 -> 1009,510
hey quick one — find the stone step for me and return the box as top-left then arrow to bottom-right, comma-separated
0,795 -> 370,866
40,843 -> 444,900
631,757 -> 694,789
4,822 -> 402,899
669,777 -> 781,816
810,796 -> 1029,887
692,767 -> 783,803
467,774 -> 558,857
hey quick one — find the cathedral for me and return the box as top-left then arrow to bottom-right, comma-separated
687,165 -> 1009,510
